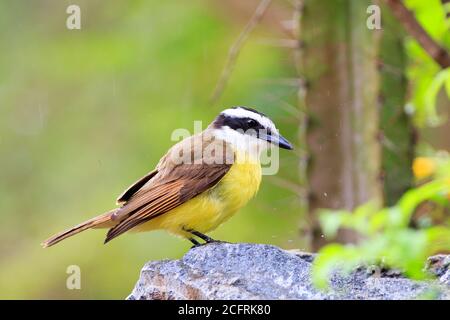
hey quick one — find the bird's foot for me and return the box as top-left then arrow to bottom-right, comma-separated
189,240 -> 227,250
189,237 -> 202,248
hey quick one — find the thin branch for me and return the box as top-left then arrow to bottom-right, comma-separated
263,91 -> 308,118
280,19 -> 297,38
385,0 -> 450,68
255,77 -> 304,87
268,176 -> 304,195
210,0 -> 272,106
376,58 -> 404,77
255,38 -> 300,48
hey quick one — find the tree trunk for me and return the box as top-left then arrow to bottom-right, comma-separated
379,4 -> 414,205
301,0 -> 383,250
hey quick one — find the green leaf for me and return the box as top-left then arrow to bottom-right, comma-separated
423,68 -> 450,126
318,210 -> 349,238
314,153 -> 450,291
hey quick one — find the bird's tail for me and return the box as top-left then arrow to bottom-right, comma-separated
41,209 -> 118,248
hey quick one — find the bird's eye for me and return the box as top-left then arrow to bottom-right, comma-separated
246,119 -> 258,127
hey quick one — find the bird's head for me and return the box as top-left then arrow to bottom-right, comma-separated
209,106 -> 293,154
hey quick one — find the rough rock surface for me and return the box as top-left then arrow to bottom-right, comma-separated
127,243 -> 450,300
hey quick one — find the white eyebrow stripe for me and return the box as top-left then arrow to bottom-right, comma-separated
221,108 -> 277,133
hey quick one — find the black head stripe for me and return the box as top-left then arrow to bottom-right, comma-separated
211,114 -> 267,135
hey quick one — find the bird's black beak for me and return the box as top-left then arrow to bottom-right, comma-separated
259,132 -> 293,150
276,134 -> 293,150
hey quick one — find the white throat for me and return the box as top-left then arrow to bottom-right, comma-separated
212,127 -> 270,162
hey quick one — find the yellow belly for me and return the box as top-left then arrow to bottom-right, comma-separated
134,156 -> 262,238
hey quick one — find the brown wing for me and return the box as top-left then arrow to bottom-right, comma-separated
116,169 -> 158,205
105,163 -> 230,243
104,132 -> 234,243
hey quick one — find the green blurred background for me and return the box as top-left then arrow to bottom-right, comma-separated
0,0 -> 303,299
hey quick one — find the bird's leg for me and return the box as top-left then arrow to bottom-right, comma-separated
183,226 -> 218,244
189,237 -> 202,248
183,227 -> 225,247
189,230 -> 216,243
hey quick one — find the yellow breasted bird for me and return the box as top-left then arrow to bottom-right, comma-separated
42,107 -> 293,247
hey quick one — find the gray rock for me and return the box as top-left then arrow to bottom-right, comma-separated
426,254 -> 450,286
127,242 -> 450,300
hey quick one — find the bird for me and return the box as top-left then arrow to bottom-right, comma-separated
42,106 -> 293,248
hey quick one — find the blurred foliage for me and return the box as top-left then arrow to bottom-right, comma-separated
404,0 -> 450,126
313,152 -> 450,289
313,0 -> 450,291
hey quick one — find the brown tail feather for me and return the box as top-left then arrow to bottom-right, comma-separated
41,209 -> 118,248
